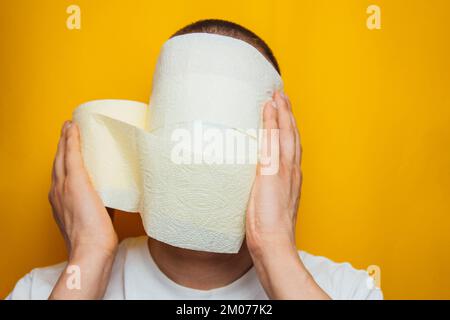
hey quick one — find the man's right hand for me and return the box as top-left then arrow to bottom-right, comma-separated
48,121 -> 118,299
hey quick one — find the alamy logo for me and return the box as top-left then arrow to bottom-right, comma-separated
66,4 -> 81,30
66,264 -> 81,290
366,265 -> 381,289
367,5 -> 381,30
170,121 -> 280,175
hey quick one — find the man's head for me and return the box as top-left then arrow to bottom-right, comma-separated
140,21 -> 283,253
171,19 -> 281,75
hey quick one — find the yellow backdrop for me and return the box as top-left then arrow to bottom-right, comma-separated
1,0 -> 449,299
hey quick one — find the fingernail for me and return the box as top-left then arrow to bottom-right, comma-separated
271,100 -> 278,109
66,121 -> 72,129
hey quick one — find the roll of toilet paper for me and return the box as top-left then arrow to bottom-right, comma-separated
73,33 -> 283,253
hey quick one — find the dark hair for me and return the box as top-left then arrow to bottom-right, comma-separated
171,19 -> 281,75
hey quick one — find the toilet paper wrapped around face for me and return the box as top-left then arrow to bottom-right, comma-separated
73,33 -> 283,253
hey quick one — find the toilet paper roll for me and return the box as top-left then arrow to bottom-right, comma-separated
73,33 -> 283,253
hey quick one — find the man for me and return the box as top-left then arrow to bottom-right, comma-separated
7,19 -> 382,300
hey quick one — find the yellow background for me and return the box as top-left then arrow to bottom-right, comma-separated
1,0 -> 449,299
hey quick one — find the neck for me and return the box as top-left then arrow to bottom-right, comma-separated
147,237 -> 253,290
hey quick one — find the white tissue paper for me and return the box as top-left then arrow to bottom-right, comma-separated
73,33 -> 283,253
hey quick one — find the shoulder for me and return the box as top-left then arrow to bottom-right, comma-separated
6,237 -> 141,300
5,262 -> 66,300
299,251 -> 383,300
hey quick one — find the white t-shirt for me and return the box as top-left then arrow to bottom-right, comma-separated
7,236 -> 382,300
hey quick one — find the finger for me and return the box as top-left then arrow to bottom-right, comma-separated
263,98 -> 279,130
285,95 -> 302,166
259,99 -> 279,175
274,91 -> 296,165
64,122 -> 85,177
52,121 -> 70,187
